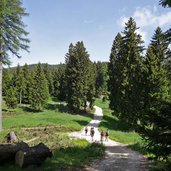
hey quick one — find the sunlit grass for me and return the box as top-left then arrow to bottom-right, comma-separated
2,100 -> 93,131
0,98 -> 106,170
95,98 -> 146,154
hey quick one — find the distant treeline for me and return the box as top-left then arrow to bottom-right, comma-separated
3,58 -> 108,112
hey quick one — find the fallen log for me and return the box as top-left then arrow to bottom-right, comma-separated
0,142 -> 29,164
15,143 -> 52,168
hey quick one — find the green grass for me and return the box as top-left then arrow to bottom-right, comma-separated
0,138 -> 105,171
95,99 -> 145,153
0,99 -> 106,170
2,100 -> 93,131
43,140 -> 105,170
0,100 -> 93,143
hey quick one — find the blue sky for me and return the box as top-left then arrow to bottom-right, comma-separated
11,0 -> 171,67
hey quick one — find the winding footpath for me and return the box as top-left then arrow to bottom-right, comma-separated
69,106 -> 149,171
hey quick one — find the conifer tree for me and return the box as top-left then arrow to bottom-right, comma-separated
160,0 -> 171,47
160,0 -> 171,7
0,0 -> 29,130
2,68 -> 11,97
86,61 -> 96,109
144,27 -> 170,105
43,63 -> 54,95
22,63 -> 30,104
29,63 -> 49,111
121,18 -> 144,122
12,64 -> 25,104
108,33 -> 123,112
53,64 -> 66,101
65,41 -> 94,112
139,27 -> 171,158
95,61 -> 108,98
160,0 -> 171,97
5,86 -> 18,109
109,18 -> 144,126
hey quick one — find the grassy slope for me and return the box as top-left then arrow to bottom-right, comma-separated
3,101 -> 92,130
0,99 -> 105,170
0,100 -> 92,139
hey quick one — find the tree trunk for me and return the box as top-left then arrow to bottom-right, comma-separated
0,54 -> 3,131
0,142 -> 29,164
6,131 -> 19,143
15,143 -> 52,168
19,89 -> 22,105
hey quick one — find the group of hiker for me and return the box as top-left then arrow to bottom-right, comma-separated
85,126 -> 109,144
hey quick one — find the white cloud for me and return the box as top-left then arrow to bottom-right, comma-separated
118,6 -> 171,42
133,7 -> 171,28
118,6 -> 171,28
118,16 -> 128,27
136,29 -> 147,42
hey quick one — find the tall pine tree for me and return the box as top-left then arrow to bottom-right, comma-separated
65,41 -> 94,112
0,0 -> 29,130
43,63 -> 54,96
86,60 -> 96,109
29,63 -> 49,111
53,64 -> 66,101
139,27 -> 171,158
22,63 -> 31,104
2,68 -> 11,97
11,64 -> 25,104
108,33 -> 123,113
109,18 -> 144,127
95,61 -> 108,99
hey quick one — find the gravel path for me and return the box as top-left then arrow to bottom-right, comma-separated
69,106 -> 149,171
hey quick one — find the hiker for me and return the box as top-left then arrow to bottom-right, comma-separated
101,130 -> 105,144
105,129 -> 110,142
85,127 -> 88,135
90,127 -> 95,141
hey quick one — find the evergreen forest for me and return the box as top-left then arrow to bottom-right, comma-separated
0,0 -> 171,170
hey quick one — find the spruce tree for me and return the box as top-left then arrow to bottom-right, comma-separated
22,63 -> 30,104
29,63 -> 49,111
0,0 -> 29,130
2,68 -> 11,97
43,63 -> 54,95
5,86 -> 18,109
145,27 -> 170,105
139,27 -> 171,158
160,0 -> 171,7
86,60 -> 96,109
65,41 -> 94,112
109,18 -> 144,126
53,64 -> 66,101
95,61 -> 108,98
11,64 -> 25,104
108,33 -> 123,113
121,18 -> 144,122
160,0 -> 171,97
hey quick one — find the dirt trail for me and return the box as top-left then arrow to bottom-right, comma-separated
69,106 -> 149,171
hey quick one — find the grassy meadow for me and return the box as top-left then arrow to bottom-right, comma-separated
0,98 -> 105,170
1,97 -> 166,170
